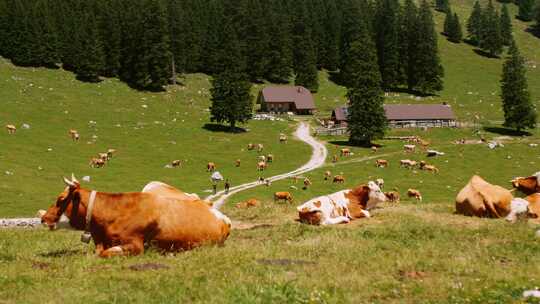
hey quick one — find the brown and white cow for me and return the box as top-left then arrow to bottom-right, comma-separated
340,148 -> 351,157
68,129 -> 79,141
107,149 -> 116,159
407,189 -> 422,201
267,154 -> 274,163
207,162 -> 216,172
279,134 -> 287,143
419,161 -> 439,173
511,172 -> 540,195
235,159 -> 241,167
89,158 -> 105,168
375,159 -> 388,168
257,161 -> 267,171
385,191 -> 400,203
41,176 -> 230,257
333,175 -> 345,184
6,124 -> 16,134
296,181 -> 387,225
324,171 -> 332,181
171,160 -> 182,167
455,175 -> 514,218
141,181 -> 200,202
404,144 -> 416,153
247,143 -> 255,151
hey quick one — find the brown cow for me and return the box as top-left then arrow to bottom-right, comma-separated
236,198 -> 260,209
407,189 -> 422,201
68,129 -> 79,141
375,159 -> 388,168
207,162 -> 216,172
419,161 -> 439,173
455,175 -> 513,218
333,175 -> 345,184
171,160 -> 182,168
98,153 -> 109,162
324,170 -> 332,181
142,181 -> 200,202
385,191 -> 400,203
247,143 -> 255,151
6,124 -> 16,134
511,173 -> 540,195
303,178 -> 312,190
41,176 -> 230,257
107,149 -> 116,159
257,161 -> 267,171
89,158 -> 105,168
235,159 -> 241,167
274,192 -> 293,203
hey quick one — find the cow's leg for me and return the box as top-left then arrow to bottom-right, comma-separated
322,216 -> 350,225
94,243 -> 105,256
99,239 -> 144,258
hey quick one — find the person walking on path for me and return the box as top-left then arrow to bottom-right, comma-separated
224,179 -> 230,194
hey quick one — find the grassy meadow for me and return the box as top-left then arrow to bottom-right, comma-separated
2,1 -> 540,303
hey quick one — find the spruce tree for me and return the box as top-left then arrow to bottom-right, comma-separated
210,16 -> 253,130
448,13 -> 463,43
264,0 -> 293,83
398,0 -> 419,89
536,1 -> 540,36
75,2 -> 104,82
518,0 -> 535,21
292,0 -> 319,92
435,0 -> 449,12
98,0 -> 121,77
500,4 -> 513,46
443,6 -> 453,35
245,0 -> 269,82
467,1 -> 483,45
413,0 -> 444,94
501,40 -> 536,131
345,26 -> 387,146
322,0 -> 341,71
143,0 -> 171,91
374,0 -> 401,89
479,0 -> 503,57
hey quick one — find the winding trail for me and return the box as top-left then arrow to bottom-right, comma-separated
208,122 -> 327,210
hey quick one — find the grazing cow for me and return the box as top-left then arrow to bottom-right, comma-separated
371,146 -> 378,153
236,198 -> 260,209
68,129 -> 79,141
404,145 -> 416,153
375,178 -> 384,190
340,148 -> 351,157
400,159 -> 417,169
207,162 -> 216,172
266,154 -> 274,163
89,158 -> 105,168
6,124 -> 16,134
511,173 -> 540,195
324,171 -> 332,181
257,144 -> 264,153
235,159 -> 241,167
385,191 -> 400,203
258,155 -> 266,162
419,161 -> 439,173
455,175 -> 513,218
142,181 -> 200,202
107,149 -> 116,159
247,143 -> 255,151
303,178 -> 312,190
375,159 -> 388,168
257,161 -> 267,171
407,189 -> 422,201
171,160 -> 182,168
41,176 -> 231,257
274,192 -> 293,203
98,153 -> 109,162
333,175 -> 345,184
279,134 -> 287,143
296,182 -> 387,225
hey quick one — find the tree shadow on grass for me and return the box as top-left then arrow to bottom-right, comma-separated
483,126 -> 532,137
329,140 -> 380,148
473,49 -> 500,59
203,123 -> 247,133
388,87 -> 436,97
524,27 -> 540,39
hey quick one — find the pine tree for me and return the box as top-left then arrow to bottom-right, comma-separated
210,15 -> 253,130
398,0 -> 419,89
500,4 -> 513,46
322,0 -> 341,71
143,0 -> 171,91
245,0 -> 269,82
518,0 -> 535,21
98,0 -> 121,77
74,1 -> 104,82
467,1 -> 483,45
292,0 -> 319,92
374,0 -> 401,89
448,12 -> 463,43
435,0 -> 449,12
339,0 -> 364,72
345,26 -> 387,146
479,0 -> 503,57
501,40 -> 536,131
413,0 -> 444,94
264,0 -> 293,83
443,6 -> 453,35
536,1 -> 540,36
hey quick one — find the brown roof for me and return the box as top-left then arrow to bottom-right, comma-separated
333,106 -> 348,121
384,104 -> 455,120
332,104 -> 456,121
261,86 -> 316,110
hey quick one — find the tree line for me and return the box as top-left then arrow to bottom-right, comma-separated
0,0 -> 443,96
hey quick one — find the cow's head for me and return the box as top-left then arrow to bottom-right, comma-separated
41,174 -> 81,230
349,181 -> 386,210
511,174 -> 540,195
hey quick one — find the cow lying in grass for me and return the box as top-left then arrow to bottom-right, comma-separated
41,176 -> 231,257
456,175 -> 517,219
511,172 -> 540,195
296,181 -> 386,225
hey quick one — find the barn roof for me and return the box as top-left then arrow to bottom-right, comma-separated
384,104 -> 456,120
332,104 -> 456,121
261,86 -> 316,110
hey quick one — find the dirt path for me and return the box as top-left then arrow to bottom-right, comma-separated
208,121 -> 327,210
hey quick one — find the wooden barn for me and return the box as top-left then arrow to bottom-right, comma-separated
258,86 -> 316,115
330,104 -> 457,128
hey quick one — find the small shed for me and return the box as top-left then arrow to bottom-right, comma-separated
258,86 -> 316,115
330,104 -> 457,128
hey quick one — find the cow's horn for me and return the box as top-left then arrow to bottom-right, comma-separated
71,173 -> 79,184
63,177 -> 75,187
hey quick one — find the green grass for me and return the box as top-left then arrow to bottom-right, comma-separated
2,1 -> 540,302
